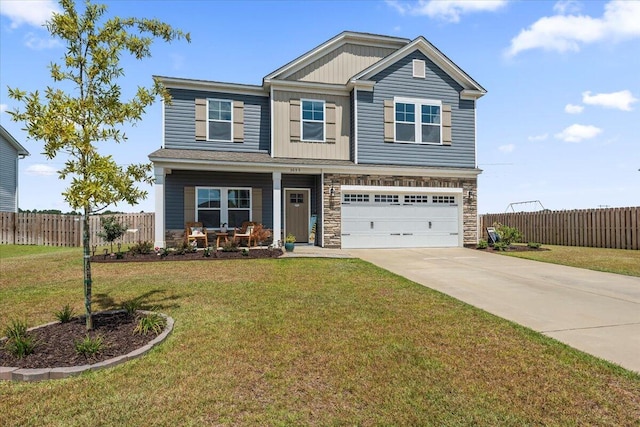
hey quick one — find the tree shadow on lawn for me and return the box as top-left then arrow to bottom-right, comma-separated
94,289 -> 183,312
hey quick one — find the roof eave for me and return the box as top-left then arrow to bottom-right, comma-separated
0,125 -> 29,156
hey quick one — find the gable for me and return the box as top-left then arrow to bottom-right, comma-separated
264,32 -> 408,84
352,37 -> 486,99
285,43 -> 398,84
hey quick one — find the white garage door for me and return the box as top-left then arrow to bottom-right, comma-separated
341,191 -> 461,249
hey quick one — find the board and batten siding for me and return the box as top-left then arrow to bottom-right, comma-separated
286,43 -> 398,84
357,51 -> 476,168
164,88 -> 270,152
272,90 -> 351,160
0,135 -> 19,212
164,170 -> 273,230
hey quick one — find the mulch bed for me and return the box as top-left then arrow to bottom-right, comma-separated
92,248 -> 283,263
0,311 -> 156,369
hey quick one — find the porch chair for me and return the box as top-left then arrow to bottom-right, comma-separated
233,221 -> 257,247
186,221 -> 208,248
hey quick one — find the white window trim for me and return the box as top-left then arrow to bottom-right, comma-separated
394,96 -> 442,145
300,98 -> 326,142
195,186 -> 252,229
206,98 -> 233,142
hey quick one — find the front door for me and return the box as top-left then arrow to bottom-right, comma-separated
285,188 -> 309,243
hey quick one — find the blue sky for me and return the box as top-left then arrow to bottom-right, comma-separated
1,0 -> 639,214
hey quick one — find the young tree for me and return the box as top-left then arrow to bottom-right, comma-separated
97,216 -> 127,254
8,0 -> 189,330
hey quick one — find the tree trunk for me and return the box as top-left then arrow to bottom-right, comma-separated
83,209 -> 93,330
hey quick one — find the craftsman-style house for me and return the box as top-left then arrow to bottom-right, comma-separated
150,31 -> 485,249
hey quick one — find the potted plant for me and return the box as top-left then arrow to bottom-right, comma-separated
220,222 -> 227,233
284,233 -> 296,252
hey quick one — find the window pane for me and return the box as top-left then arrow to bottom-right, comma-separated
303,121 -> 324,141
396,123 -> 415,142
395,103 -> 415,123
422,105 -> 440,124
198,210 -> 220,228
228,210 -> 249,228
228,189 -> 250,209
197,189 -> 220,208
422,124 -> 440,143
209,122 -> 231,141
209,100 -> 232,121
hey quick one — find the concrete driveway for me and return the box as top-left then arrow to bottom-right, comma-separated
349,247 -> 640,373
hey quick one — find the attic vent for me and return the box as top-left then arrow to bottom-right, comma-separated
413,59 -> 426,78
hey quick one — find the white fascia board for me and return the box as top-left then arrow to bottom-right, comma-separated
267,79 -> 350,96
342,185 -> 463,194
264,31 -> 409,81
460,89 -> 485,100
0,125 -> 29,156
150,157 -> 481,178
155,75 -> 267,97
351,37 -> 486,96
348,80 -> 375,92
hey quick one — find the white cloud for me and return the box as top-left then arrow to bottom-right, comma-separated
564,104 -> 584,114
386,0 -> 508,23
553,0 -> 582,15
0,0 -> 60,29
528,133 -> 549,142
506,1 -> 640,57
26,164 -> 57,177
582,90 -> 638,111
498,144 -> 515,153
555,124 -> 603,142
24,32 -> 60,50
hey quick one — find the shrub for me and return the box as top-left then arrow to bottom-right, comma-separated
134,312 -> 166,336
122,298 -> 143,316
221,240 -> 239,252
251,224 -> 272,245
54,304 -> 75,323
528,242 -> 542,249
477,239 -> 488,249
97,216 -> 127,253
494,222 -> 523,246
493,241 -> 509,251
130,240 -> 153,255
3,319 -> 37,358
74,335 -> 104,357
203,246 -> 213,257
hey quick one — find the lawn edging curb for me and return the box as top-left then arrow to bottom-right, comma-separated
1,310 -> 174,382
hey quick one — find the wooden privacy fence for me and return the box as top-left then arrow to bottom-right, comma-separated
0,212 -> 155,247
480,207 -> 639,250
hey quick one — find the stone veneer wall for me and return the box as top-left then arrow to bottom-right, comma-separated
322,173 -> 478,248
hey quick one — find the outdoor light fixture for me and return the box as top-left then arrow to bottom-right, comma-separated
330,183 -> 335,197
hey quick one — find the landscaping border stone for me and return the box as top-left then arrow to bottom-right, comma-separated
1,310 -> 174,382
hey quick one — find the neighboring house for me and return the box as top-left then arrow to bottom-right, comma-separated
150,31 -> 485,249
0,125 -> 29,212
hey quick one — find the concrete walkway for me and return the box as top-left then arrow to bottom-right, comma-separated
350,247 -> 640,374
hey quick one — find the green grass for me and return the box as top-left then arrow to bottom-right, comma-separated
501,244 -> 640,276
1,248 -> 639,425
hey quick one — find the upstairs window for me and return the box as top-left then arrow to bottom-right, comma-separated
301,99 -> 325,142
394,98 -> 442,144
208,99 -> 232,141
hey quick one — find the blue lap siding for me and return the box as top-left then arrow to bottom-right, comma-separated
356,51 -> 476,168
164,88 -> 270,152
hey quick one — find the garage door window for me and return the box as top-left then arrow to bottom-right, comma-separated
344,194 -> 370,203
404,195 -> 429,203
374,195 -> 399,203
433,195 -> 456,204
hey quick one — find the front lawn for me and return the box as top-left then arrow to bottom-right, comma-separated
1,247 -> 639,425
499,244 -> 640,277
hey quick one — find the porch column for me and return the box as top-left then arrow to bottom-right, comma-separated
154,166 -> 166,248
272,171 -> 282,247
